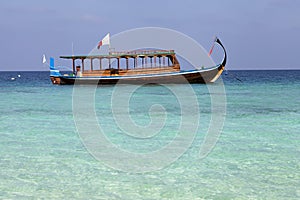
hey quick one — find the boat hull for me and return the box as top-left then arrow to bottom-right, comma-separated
50,65 -> 224,85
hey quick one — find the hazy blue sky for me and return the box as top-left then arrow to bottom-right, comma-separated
0,0 -> 299,71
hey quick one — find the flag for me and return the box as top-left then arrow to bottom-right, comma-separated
208,37 -> 217,56
42,54 -> 46,64
208,44 -> 215,56
97,33 -> 110,49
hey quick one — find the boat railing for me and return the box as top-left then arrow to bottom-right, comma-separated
109,49 -> 174,56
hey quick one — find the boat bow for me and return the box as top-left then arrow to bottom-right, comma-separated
215,38 -> 227,68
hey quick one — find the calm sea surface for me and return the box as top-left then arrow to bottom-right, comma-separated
0,70 -> 299,199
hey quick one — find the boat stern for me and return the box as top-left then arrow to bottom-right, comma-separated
49,57 -> 62,84
50,76 -> 61,84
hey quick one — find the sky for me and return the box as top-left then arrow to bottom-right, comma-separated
0,0 -> 300,71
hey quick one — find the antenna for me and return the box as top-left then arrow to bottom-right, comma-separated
72,42 -> 74,56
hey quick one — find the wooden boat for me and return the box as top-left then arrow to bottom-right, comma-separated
50,38 -> 227,85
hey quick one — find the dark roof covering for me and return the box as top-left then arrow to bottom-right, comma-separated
60,50 -> 175,59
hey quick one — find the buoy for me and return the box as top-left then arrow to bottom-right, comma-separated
18,75 -> 21,78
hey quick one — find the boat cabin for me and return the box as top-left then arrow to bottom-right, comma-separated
60,50 -> 181,77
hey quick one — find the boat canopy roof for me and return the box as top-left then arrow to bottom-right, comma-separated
60,50 -> 175,59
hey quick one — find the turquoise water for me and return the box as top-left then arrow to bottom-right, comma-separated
0,71 -> 299,199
